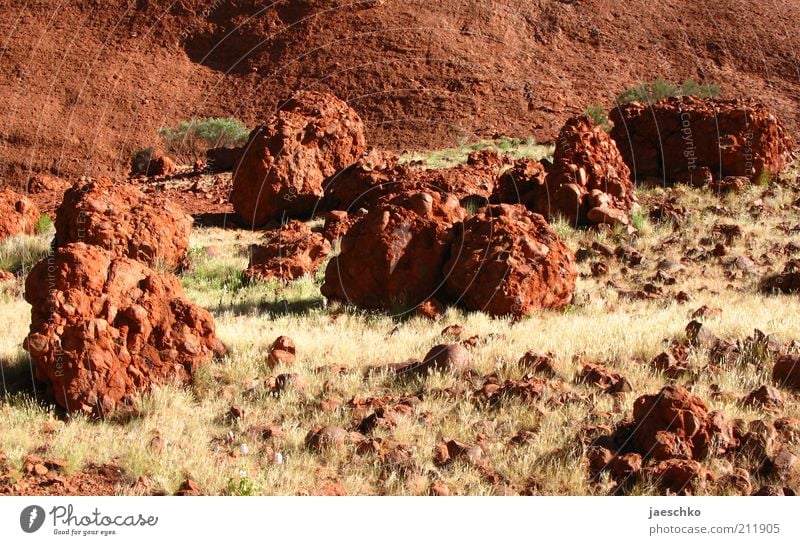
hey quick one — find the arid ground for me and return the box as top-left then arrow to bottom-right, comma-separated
1,144 -> 799,495
1,1 -> 800,497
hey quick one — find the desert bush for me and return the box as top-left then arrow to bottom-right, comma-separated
158,118 -> 250,161
583,105 -> 610,131
615,78 -> 720,105
34,214 -> 53,235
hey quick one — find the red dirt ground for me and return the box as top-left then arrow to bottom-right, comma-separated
1,0 -> 799,187
0,455 -> 127,496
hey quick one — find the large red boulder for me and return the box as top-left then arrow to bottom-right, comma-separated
532,115 -> 636,226
609,97 -> 795,182
244,220 -> 331,283
631,385 -> 731,461
443,204 -> 577,317
0,189 -> 40,240
321,191 -> 463,312
55,178 -> 192,271
23,243 -> 224,417
231,91 -> 367,225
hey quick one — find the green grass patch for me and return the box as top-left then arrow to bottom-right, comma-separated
180,244 -> 325,316
34,214 -> 53,235
401,136 -> 554,170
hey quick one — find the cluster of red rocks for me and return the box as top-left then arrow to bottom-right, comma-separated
535,115 -> 637,226
609,97 -> 795,184
244,220 -> 331,283
16,174 -> 225,417
588,378 -> 800,495
491,115 -> 637,228
323,202 -> 577,317
233,94 -> 629,306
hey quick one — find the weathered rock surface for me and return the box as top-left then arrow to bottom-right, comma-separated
23,243 -> 223,416
443,204 -> 577,317
231,91 -> 367,225
55,178 -> 192,271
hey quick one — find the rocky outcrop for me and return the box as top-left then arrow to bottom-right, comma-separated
609,97 -> 795,182
23,243 -> 224,417
55,178 -> 192,271
231,91 -> 367,225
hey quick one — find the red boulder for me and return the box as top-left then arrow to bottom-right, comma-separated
323,149 -> 407,212
0,189 -> 40,241
443,204 -> 577,317
55,178 -> 192,271
321,193 -> 462,313
649,459 -> 712,495
631,385 -> 731,461
23,243 -> 224,417
130,149 -> 176,177
231,91 -> 367,225
609,97 -> 795,182
244,220 -> 331,283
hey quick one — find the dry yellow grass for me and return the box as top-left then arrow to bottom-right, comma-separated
1,177 -> 799,496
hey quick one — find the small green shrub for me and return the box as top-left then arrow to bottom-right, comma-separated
583,105 -> 610,131
158,118 -> 250,161
225,471 -> 261,496
629,208 -> 650,233
34,214 -> 54,235
181,259 -> 245,294
615,78 -> 720,105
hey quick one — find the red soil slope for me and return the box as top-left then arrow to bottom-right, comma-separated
1,0 -> 798,187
